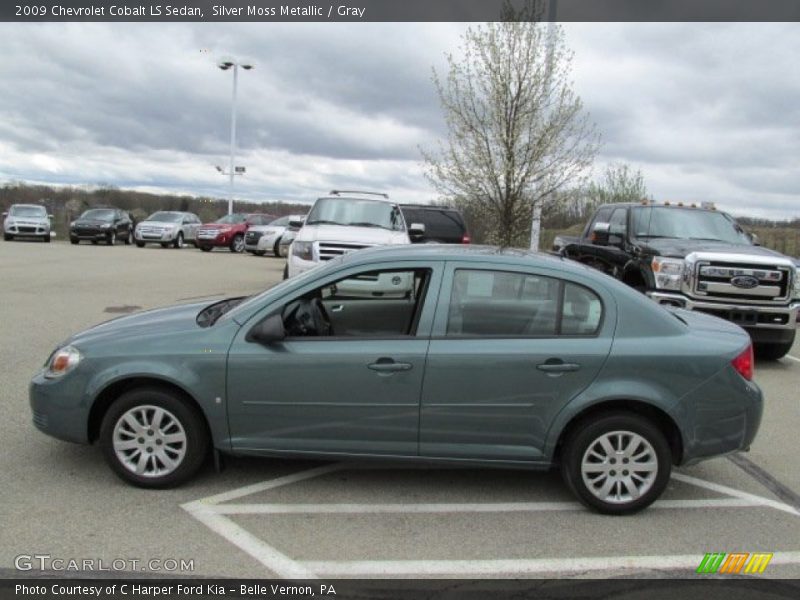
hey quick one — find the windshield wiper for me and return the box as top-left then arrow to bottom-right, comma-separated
636,235 -> 681,239
347,222 -> 389,229
306,220 -> 346,226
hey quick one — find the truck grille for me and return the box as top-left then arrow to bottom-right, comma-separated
693,260 -> 792,304
317,242 -> 372,261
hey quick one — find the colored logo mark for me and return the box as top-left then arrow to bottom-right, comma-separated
697,552 -> 773,574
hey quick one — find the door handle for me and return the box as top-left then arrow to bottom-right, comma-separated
368,358 -> 413,373
536,359 -> 581,373
330,304 -> 344,313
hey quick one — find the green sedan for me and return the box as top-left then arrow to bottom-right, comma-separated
30,245 -> 763,514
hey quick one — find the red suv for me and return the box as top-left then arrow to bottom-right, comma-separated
196,213 -> 275,253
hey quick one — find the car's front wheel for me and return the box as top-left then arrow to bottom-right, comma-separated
173,232 -> 184,249
135,241 -> 145,248
560,412 -> 671,515
99,387 -> 209,488
107,231 -> 116,246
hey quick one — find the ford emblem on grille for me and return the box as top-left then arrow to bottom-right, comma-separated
731,275 -> 759,289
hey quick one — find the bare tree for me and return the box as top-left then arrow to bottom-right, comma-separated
587,163 -> 649,205
421,4 -> 600,247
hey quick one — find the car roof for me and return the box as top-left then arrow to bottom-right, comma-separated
337,243 -> 595,273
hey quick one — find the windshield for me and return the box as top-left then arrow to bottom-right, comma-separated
631,207 -> 751,244
215,214 -> 247,224
147,212 -> 183,223
269,216 -> 292,227
9,205 -> 47,218
306,198 -> 405,231
80,209 -> 115,221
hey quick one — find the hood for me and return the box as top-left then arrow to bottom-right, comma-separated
138,220 -> 179,229
296,224 -> 410,245
65,301 -> 210,347
640,238 -> 789,260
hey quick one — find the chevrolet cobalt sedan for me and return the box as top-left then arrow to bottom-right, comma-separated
30,246 -> 762,514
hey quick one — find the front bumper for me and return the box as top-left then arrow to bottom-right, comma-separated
197,231 -> 233,246
29,370 -> 91,444
6,225 -> 50,237
135,230 -> 177,242
71,228 -> 111,240
648,291 -> 800,329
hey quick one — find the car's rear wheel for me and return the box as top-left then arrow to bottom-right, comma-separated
99,387 -> 209,488
230,234 -> 245,253
561,412 -> 671,515
173,232 -> 184,249
124,228 -> 132,245
107,231 -> 116,246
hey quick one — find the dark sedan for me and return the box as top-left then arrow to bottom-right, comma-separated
70,208 -> 133,245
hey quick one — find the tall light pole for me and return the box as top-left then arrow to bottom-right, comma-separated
529,0 -> 558,251
218,57 -> 253,215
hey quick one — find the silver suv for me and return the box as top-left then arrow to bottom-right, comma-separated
3,204 -> 52,242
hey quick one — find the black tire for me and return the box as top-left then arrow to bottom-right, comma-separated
135,241 -> 145,248
173,232 -> 184,249
560,412 -> 671,515
124,228 -> 132,245
99,387 -> 209,489
107,231 -> 116,246
273,237 -> 282,257
160,242 -> 170,248
230,234 -> 245,253
4,234 -> 12,241
253,250 -> 266,257
199,245 -> 212,252
91,240 -> 99,245
755,337 -> 795,361
44,234 -> 51,243
70,238 -> 79,245
282,263 -> 289,280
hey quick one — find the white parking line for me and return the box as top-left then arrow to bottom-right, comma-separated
183,463 -> 800,578
207,497 -> 763,515
786,354 -> 800,363
303,551 -> 800,577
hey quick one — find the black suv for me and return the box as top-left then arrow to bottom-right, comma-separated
399,204 -> 470,244
70,208 -> 134,245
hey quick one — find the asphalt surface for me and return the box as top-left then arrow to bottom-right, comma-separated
1,240 -> 799,579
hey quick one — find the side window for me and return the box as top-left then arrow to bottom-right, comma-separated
446,269 -> 602,337
588,207 -> 613,237
282,268 -> 430,339
561,283 -> 603,335
608,208 -> 628,237
447,270 -> 561,336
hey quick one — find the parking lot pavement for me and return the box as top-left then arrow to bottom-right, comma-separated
2,240 -> 799,579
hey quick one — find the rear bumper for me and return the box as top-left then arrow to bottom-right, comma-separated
648,292 -> 800,330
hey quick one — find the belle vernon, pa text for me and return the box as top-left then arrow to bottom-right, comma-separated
16,584 -> 337,597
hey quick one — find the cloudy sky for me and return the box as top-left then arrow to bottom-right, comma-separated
0,22 -> 798,219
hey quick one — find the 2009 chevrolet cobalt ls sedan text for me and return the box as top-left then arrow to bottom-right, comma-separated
30,245 -> 763,514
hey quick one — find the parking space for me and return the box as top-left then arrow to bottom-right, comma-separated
2,241 -> 799,579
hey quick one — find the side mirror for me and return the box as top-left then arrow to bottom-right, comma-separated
408,222 -> 426,237
245,313 -> 285,345
591,222 -> 610,246
48,214 -> 54,219
289,219 -> 304,229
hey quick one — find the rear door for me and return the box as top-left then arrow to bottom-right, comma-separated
420,262 -> 615,462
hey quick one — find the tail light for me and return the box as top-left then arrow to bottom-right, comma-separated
731,344 -> 754,381
461,233 -> 471,244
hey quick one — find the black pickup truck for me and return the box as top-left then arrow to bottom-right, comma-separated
555,202 -> 799,359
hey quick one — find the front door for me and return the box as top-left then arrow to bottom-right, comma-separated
226,264 -> 441,456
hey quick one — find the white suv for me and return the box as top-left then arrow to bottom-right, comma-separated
286,191 -> 423,293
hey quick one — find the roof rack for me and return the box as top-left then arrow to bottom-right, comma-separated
329,190 -> 389,199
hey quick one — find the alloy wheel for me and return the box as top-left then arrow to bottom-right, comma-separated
580,430 -> 658,504
112,405 -> 187,478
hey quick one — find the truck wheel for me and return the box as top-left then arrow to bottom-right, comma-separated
755,337 -> 795,361
99,387 -> 209,489
560,412 -> 671,515
230,234 -> 245,253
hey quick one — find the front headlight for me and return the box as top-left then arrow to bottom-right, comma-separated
101,223 -> 111,229
44,346 -> 82,379
292,241 -> 314,261
651,257 -> 685,291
